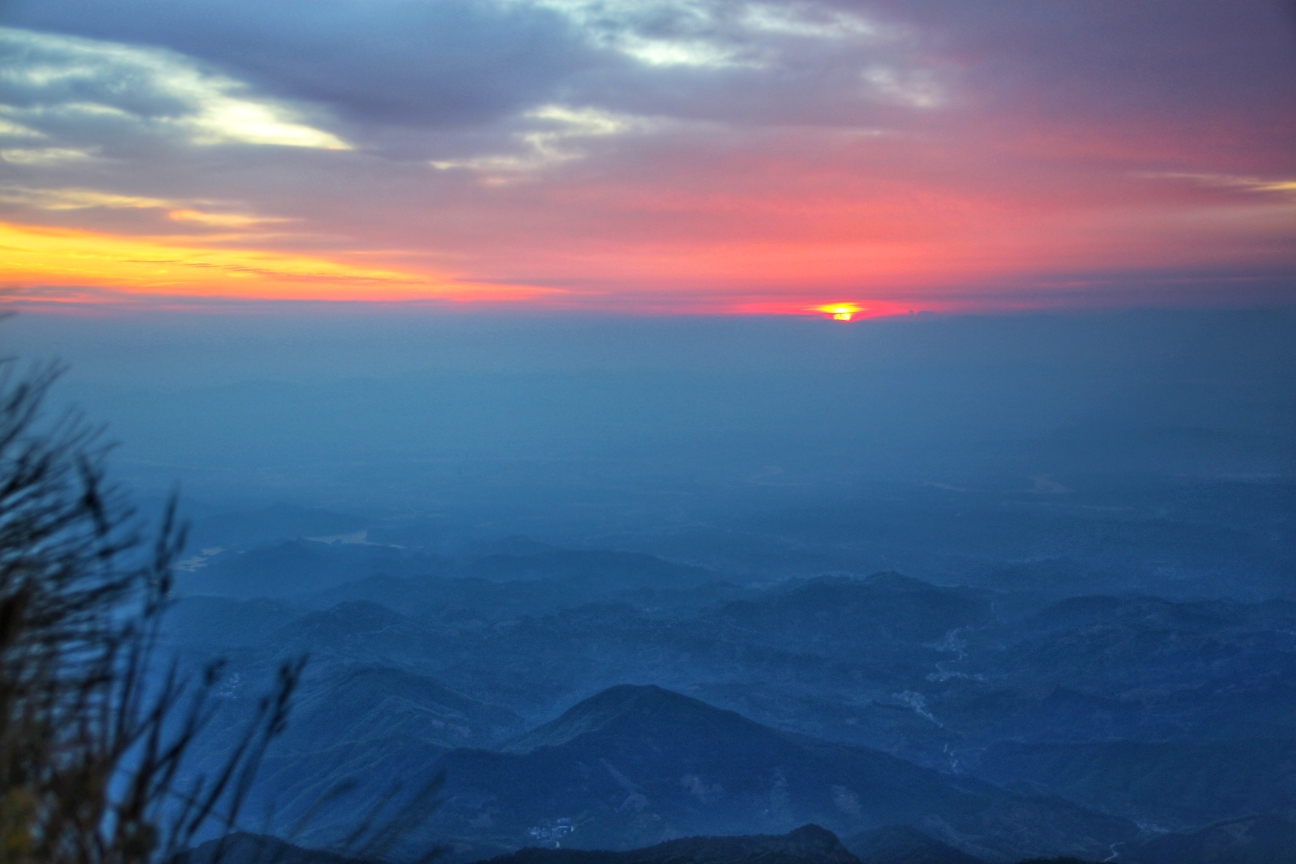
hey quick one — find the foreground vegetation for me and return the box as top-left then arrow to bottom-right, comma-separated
0,360 -> 298,862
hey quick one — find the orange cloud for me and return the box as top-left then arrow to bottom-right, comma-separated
0,222 -> 547,303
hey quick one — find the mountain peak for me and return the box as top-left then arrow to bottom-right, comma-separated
859,571 -> 936,591
506,685 -> 752,753
780,824 -> 854,855
580,683 -> 679,706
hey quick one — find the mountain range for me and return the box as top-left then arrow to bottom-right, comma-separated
161,541 -> 1293,864
256,684 -> 1134,862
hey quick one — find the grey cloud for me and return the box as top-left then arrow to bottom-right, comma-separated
1,0 -> 950,138
0,38 -> 191,120
5,0 -> 1293,143
854,0 -> 1296,121
2,0 -> 598,129
0,27 -> 352,165
3,0 -> 1291,183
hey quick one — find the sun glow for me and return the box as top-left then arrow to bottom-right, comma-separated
817,303 -> 862,321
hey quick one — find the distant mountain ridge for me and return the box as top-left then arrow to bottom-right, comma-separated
1126,813 -> 1296,864
281,666 -> 525,753
707,573 -> 996,646
411,685 -> 1135,863
177,816 -> 1296,864
481,824 -> 859,864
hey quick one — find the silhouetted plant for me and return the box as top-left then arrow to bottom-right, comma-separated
0,353 -> 446,864
0,357 -> 303,863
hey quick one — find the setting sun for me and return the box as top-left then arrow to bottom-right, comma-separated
817,303 -> 862,321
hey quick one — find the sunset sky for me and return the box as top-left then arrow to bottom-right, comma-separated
1,1 -> 1294,315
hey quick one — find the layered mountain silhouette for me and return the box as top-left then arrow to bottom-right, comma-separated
171,566 -> 1294,847
1126,813 -> 1296,864
279,666 -> 525,753
705,574 -> 996,647
410,685 -> 1134,863
179,816 -> 1296,864
482,824 -> 858,864
217,666 -> 521,839
174,825 -> 994,864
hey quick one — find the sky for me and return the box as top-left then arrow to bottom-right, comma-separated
1,0 -> 1293,315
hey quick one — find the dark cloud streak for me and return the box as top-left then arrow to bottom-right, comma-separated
6,0 -> 1293,155
2,0 -> 595,129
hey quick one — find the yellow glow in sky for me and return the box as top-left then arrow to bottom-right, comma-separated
0,222 -> 542,302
